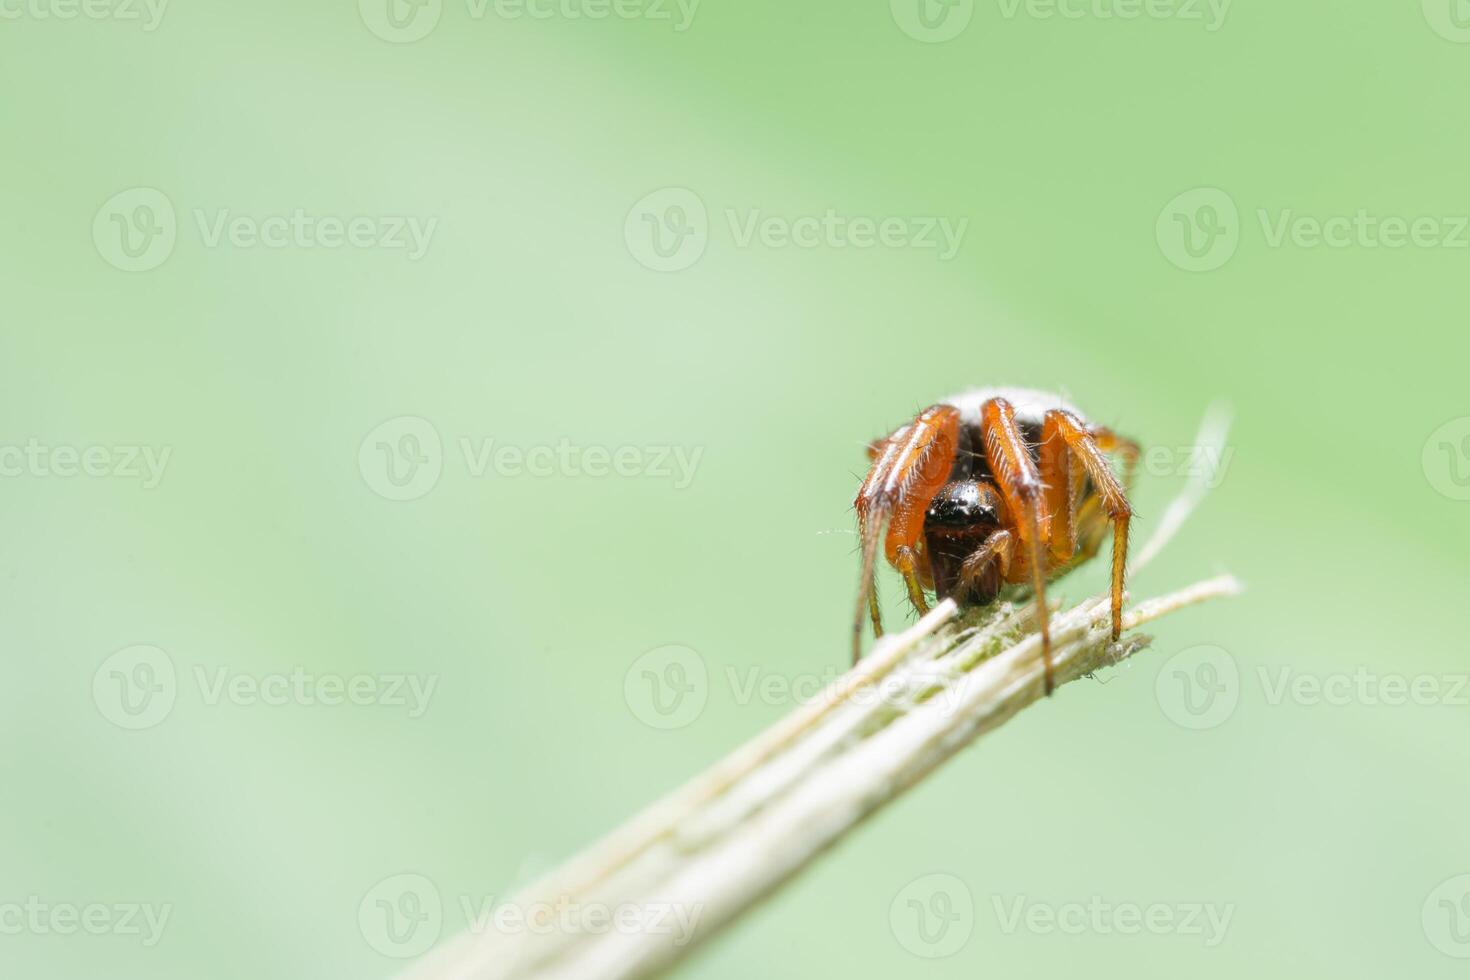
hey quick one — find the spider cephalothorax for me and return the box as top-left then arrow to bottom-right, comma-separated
853,388 -> 1139,694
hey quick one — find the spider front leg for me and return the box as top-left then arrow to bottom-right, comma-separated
852,405 -> 961,664
1040,409 -> 1134,642
979,397 -> 1057,694
1090,426 -> 1141,491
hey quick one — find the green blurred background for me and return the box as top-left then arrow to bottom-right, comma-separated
3,0 -> 1469,977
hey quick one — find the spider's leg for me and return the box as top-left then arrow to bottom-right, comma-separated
1090,426 -> 1141,491
980,397 -> 1056,694
1039,412 -> 1085,567
852,405 -> 960,664
1047,411 -> 1134,642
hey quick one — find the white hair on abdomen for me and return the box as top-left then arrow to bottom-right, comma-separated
941,387 -> 1082,427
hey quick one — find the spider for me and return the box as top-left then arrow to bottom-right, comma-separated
853,388 -> 1139,695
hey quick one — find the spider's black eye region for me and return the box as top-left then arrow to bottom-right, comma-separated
925,480 -> 999,529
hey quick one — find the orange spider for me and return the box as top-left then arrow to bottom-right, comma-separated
853,388 -> 1139,694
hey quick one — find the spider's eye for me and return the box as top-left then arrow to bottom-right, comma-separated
926,481 -> 998,529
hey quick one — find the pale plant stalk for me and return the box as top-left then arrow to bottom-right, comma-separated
398,409 -> 1237,980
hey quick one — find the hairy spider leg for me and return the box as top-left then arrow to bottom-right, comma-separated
1041,410 -> 1134,643
1090,426 -> 1141,491
980,397 -> 1056,694
852,405 -> 960,664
